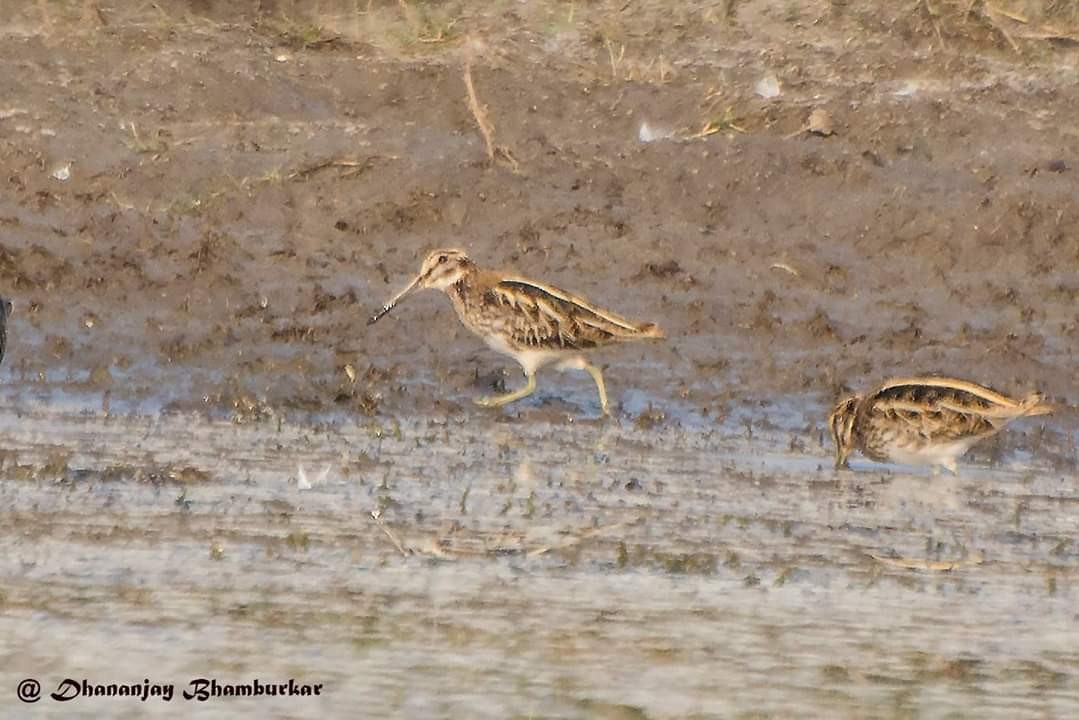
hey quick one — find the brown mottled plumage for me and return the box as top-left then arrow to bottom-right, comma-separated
829,376 -> 1053,474
368,249 -> 663,414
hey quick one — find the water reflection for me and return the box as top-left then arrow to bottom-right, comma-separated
0,400 -> 1075,718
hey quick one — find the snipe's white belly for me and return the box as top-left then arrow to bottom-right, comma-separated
887,437 -> 982,469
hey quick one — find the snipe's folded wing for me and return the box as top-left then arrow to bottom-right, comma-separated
485,279 -> 646,350
870,381 -> 999,441
878,376 -> 1030,416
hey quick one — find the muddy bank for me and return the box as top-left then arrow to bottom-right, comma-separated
0,1 -> 1076,426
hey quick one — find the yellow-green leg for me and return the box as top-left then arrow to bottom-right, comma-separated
475,372 -> 537,408
583,362 -> 610,416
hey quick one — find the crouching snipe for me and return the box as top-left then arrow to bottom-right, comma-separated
829,376 -> 1054,474
368,249 -> 663,415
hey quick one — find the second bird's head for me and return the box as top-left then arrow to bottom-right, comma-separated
828,395 -> 860,469
368,249 -> 474,324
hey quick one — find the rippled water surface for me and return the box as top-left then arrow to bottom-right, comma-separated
1,393 -> 1077,719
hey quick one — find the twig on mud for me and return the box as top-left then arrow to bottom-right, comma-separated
983,3 -> 1079,46
463,57 -> 519,171
418,537 -> 458,559
84,1 -> 108,27
418,529 -> 531,560
604,36 -> 626,80
783,125 -> 809,141
684,107 -> 746,140
1015,27 -> 1079,43
770,262 -> 800,277
527,520 -> 638,557
981,2 -> 1022,52
288,157 -> 379,180
463,62 -> 494,160
989,3 -> 1028,24
921,0 -> 946,49
305,34 -> 343,49
868,552 -> 983,572
395,0 -> 455,43
396,0 -> 423,35
418,20 -> 457,44
370,510 -> 412,557
685,119 -> 745,140
784,109 -> 834,140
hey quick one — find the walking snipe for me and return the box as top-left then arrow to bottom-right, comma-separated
369,249 -> 663,414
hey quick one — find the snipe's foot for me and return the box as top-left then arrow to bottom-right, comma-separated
474,373 -> 536,408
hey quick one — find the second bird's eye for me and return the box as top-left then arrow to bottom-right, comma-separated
438,255 -> 447,264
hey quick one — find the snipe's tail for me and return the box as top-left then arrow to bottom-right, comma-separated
636,322 -> 665,339
1019,392 -> 1055,417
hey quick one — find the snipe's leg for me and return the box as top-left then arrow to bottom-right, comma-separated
931,459 -> 959,477
583,362 -> 610,416
475,371 -> 536,408
555,356 -> 611,416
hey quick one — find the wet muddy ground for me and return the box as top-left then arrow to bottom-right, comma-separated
1,0 -> 1078,717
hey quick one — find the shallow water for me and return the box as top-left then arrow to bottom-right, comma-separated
1,391 -> 1076,718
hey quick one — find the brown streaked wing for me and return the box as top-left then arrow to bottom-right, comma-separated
875,377 -> 1024,413
867,391 -> 997,443
487,279 -> 643,350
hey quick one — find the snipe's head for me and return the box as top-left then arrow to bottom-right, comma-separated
415,248 -> 473,290
368,249 -> 473,324
828,395 -> 860,469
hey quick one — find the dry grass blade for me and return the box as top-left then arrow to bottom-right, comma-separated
426,530 -> 530,559
83,0 -> 108,26
770,262 -> 800,277
686,108 -> 746,140
991,4 -> 1028,23
370,510 -> 412,557
868,552 -> 983,571
604,36 -> 626,80
983,2 -> 1022,51
953,0 -> 1058,52
305,34 -> 343,49
923,0 -> 947,48
527,520 -> 637,557
463,60 -> 519,171
463,61 -> 495,162
395,0 -> 422,35
418,20 -> 457,44
1015,27 -> 1079,42
289,157 -> 379,180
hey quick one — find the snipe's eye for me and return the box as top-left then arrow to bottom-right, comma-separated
438,255 -> 448,264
